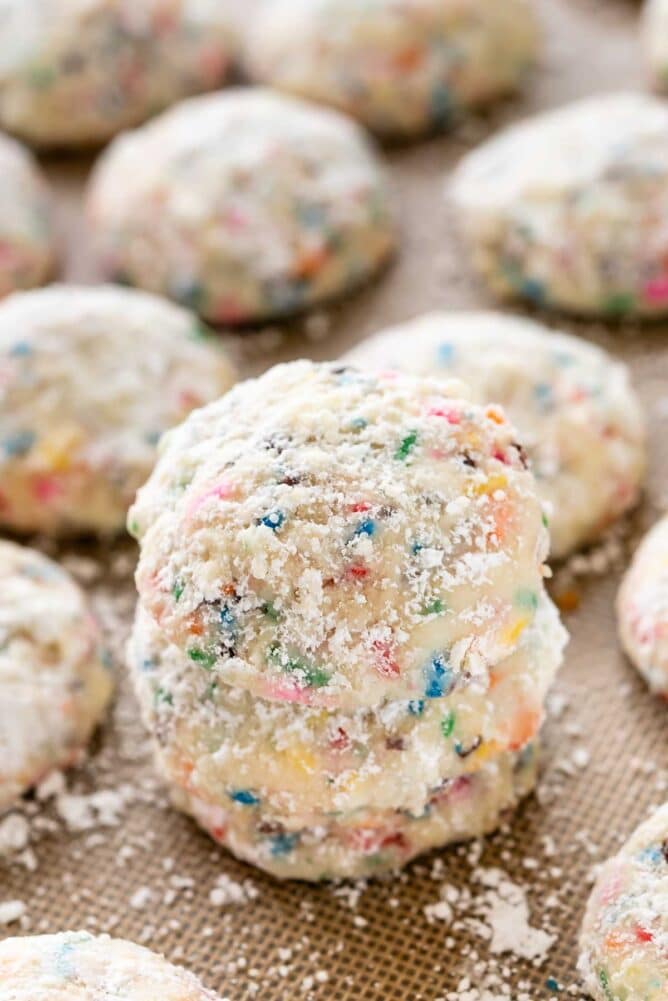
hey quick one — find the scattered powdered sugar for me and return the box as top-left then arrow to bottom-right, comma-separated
209,874 -> 259,907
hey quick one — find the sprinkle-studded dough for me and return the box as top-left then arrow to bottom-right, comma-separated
579,802 -> 668,1001
86,89 -> 396,324
643,0 -> 668,93
171,743 -> 540,880
0,931 -> 222,999
0,284 -> 237,535
242,0 -> 538,138
450,93 -> 668,317
0,131 -> 55,297
0,0 -> 237,147
617,515 -> 668,698
130,596 -> 565,818
344,312 -> 646,559
0,542 -> 113,813
129,361 -> 550,711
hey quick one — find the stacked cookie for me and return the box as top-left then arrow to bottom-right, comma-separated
128,361 -> 566,880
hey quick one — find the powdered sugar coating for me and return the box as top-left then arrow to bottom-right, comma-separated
0,0 -> 236,147
0,131 -> 55,297
0,542 -> 113,813
87,89 -> 396,324
0,931 -> 222,999
579,802 -> 668,1001
344,312 -> 646,558
618,515 -> 668,698
450,93 -> 668,317
243,0 -> 538,138
170,743 -> 539,880
129,596 -> 564,818
129,361 -> 550,710
0,284 -> 237,535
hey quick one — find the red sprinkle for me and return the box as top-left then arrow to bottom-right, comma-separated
372,639 -> 401,678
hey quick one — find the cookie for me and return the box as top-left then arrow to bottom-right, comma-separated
450,93 -> 668,317
344,312 -> 646,558
0,0 -> 236,147
618,515 -> 668,698
0,931 -> 222,999
87,89 -> 396,324
0,541 -> 112,812
0,284 -> 236,535
242,0 -> 538,138
579,802 -> 668,1001
0,131 -> 55,297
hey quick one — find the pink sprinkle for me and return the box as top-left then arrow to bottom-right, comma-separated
428,405 -> 461,424
645,276 -> 668,303
262,680 -> 314,705
186,479 -> 235,521
33,475 -> 61,502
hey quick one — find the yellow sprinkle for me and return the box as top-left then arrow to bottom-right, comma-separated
278,746 -> 317,778
470,473 -> 508,497
34,424 -> 85,472
502,616 -> 530,647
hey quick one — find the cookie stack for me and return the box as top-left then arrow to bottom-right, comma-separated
128,361 -> 567,880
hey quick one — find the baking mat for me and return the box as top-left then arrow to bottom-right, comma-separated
2,1 -> 667,998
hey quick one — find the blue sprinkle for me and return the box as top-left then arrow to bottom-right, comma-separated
270,832 -> 299,856
353,518 -> 376,538
145,430 -> 162,446
424,654 -> 453,699
522,277 -> 546,304
229,789 -> 260,806
411,540 -> 424,555
430,82 -> 453,127
3,429 -> 35,456
9,340 -> 31,357
220,604 -> 237,634
260,509 -> 285,531
349,417 -> 367,430
545,977 -> 560,993
407,700 -> 425,717
437,342 -> 455,365
140,657 -> 156,673
639,844 -> 665,866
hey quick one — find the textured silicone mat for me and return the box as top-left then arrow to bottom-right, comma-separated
2,1 -> 668,998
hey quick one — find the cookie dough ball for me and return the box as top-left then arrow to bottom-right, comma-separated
579,802 -> 668,1001
643,0 -> 668,92
0,0 -> 237,147
174,742 -> 539,879
87,89 -> 396,325
450,93 -> 668,317
618,515 -> 668,697
0,132 -> 55,297
130,361 -> 550,711
0,542 -> 112,811
0,284 -> 237,535
243,0 -> 538,138
344,312 -> 646,559
0,931 -> 222,999
130,595 -> 564,818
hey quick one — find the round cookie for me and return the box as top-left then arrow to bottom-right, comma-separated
344,312 -> 646,559
617,515 -> 668,698
643,0 -> 668,92
0,931 -> 222,999
0,541 -> 112,812
0,131 -> 55,297
579,802 -> 668,1001
130,594 -> 565,818
0,0 -> 237,147
129,361 -> 551,711
173,742 -> 540,880
450,92 -> 668,317
242,0 -> 538,139
86,89 -> 396,324
0,284 -> 237,535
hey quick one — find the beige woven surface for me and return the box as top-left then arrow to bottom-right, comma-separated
2,0 -> 668,997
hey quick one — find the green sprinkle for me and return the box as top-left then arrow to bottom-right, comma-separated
262,601 -> 280,621
604,292 -> 634,316
172,580 -> 185,602
515,588 -> 538,611
422,598 -> 445,616
268,644 -> 330,688
395,430 -> 418,461
202,681 -> 218,702
154,687 -> 173,706
188,647 -> 216,670
542,512 -> 549,528
440,711 -> 456,738
128,518 -> 140,538
28,65 -> 57,89
304,666 -> 331,689
597,969 -> 615,1001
